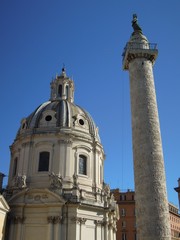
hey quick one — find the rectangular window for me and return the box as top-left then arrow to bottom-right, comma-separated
134,233 -> 137,240
122,233 -> 127,240
58,84 -> 62,97
38,151 -> 50,172
121,208 -> 126,216
122,221 -> 126,228
13,157 -> 18,176
66,85 -> 69,99
79,155 -> 87,175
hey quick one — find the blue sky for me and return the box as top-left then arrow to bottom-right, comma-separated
0,1 -> 180,207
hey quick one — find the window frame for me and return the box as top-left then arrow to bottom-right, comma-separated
58,84 -> 62,98
78,154 -> 87,175
65,85 -> 69,99
122,232 -> 127,240
12,157 -> 18,177
38,151 -> 50,172
121,208 -> 126,217
122,220 -> 126,228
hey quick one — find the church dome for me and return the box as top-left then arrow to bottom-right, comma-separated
17,69 -> 100,143
5,67 -> 118,240
8,68 -> 104,194
18,100 -> 100,142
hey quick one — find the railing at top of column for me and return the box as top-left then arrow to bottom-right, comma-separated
122,42 -> 157,61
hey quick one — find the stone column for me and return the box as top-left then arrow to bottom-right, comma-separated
113,227 -> 116,240
8,218 -> 15,240
94,220 -> 103,240
13,216 -> 25,240
54,216 -> 62,240
129,57 -> 171,240
21,142 -> 30,175
58,140 -> 64,177
65,140 -> 72,178
80,218 -> 86,240
123,18 -> 171,240
47,216 -> 54,239
71,217 -> 86,240
103,220 -> 108,240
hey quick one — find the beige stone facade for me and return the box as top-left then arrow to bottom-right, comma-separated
0,194 -> 9,240
4,69 -> 119,240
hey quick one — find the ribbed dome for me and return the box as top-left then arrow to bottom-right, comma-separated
17,99 -> 100,142
16,69 -> 101,143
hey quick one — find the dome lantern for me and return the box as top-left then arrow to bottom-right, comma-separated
50,67 -> 74,103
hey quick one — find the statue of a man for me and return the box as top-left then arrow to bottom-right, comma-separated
132,14 -> 142,33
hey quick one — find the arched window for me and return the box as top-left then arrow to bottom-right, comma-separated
66,85 -> 69,99
58,84 -> 62,97
79,155 -> 87,175
13,157 -> 18,176
38,151 -> 50,172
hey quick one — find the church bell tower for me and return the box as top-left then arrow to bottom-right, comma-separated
122,15 -> 171,240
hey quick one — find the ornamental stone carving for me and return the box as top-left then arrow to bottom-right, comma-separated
94,220 -> 104,226
49,172 -> 62,189
47,216 -> 62,224
103,183 -> 110,196
73,173 -> 79,189
59,139 -> 73,144
54,216 -> 63,224
71,217 -> 87,224
47,216 -> 54,224
15,174 -> 27,188
11,215 -> 25,224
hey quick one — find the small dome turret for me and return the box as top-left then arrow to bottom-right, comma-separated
50,67 -> 74,103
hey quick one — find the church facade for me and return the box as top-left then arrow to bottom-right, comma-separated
4,69 -> 118,240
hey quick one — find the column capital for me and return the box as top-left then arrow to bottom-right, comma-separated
11,216 -> 25,224
47,216 -> 54,224
71,217 -> 87,224
94,220 -> 104,226
54,216 -> 63,224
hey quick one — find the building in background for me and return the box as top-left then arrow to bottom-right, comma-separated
112,189 -> 180,240
175,178 -> 180,210
112,189 -> 136,240
169,203 -> 180,239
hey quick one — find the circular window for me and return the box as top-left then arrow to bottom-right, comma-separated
79,119 -> 84,125
45,115 -> 52,121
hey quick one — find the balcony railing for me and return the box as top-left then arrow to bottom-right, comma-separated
125,42 -> 157,50
122,42 -> 157,60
